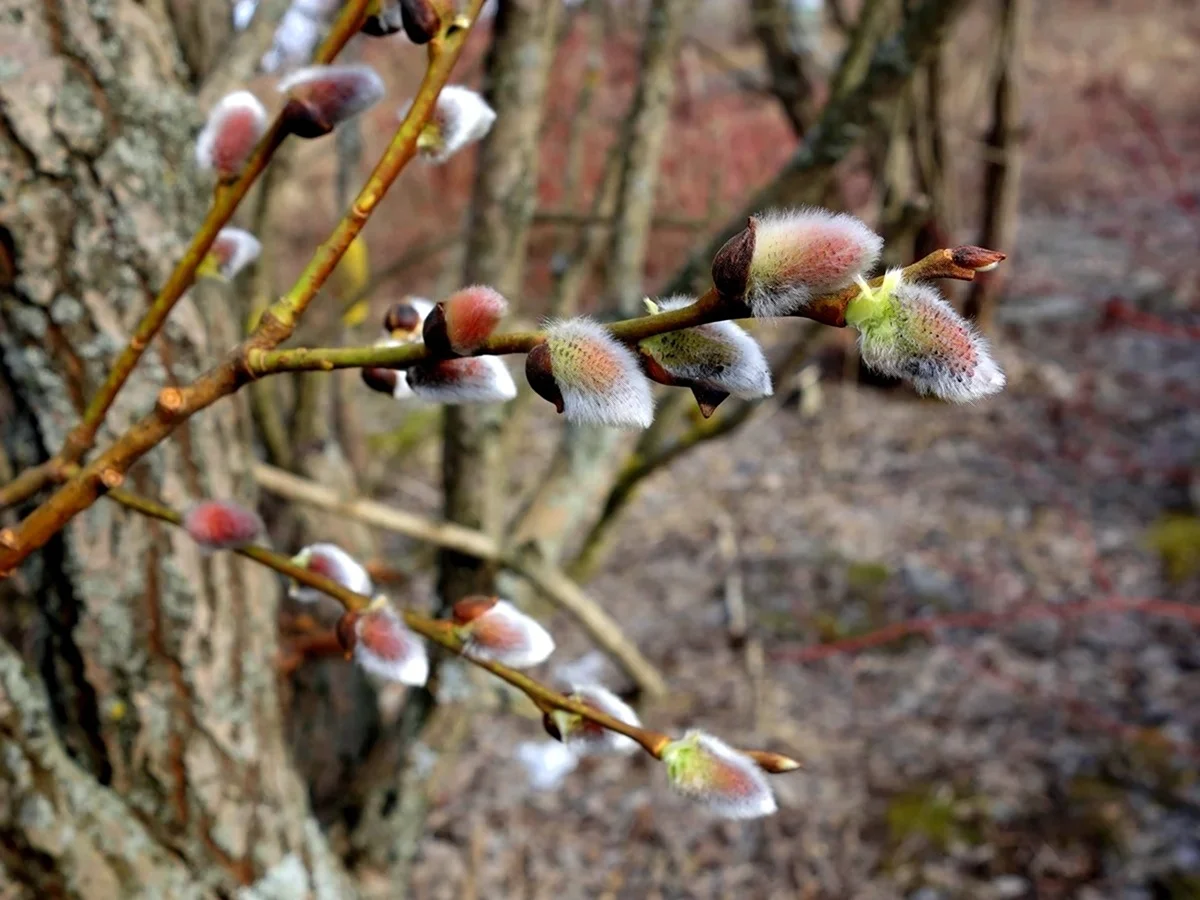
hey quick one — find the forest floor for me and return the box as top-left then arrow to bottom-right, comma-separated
289,1 -> 1200,897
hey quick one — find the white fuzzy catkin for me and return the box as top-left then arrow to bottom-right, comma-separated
544,318 -> 655,429
663,730 -> 777,820
644,296 -> 773,398
354,606 -> 429,686
745,208 -> 882,318
403,86 -> 497,164
854,279 -> 1006,402
406,356 -> 517,404
557,684 -> 641,757
211,228 -> 262,279
289,543 -> 373,603
460,600 -> 556,669
195,91 -> 267,175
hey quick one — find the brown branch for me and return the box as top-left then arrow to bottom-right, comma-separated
0,3 -> 485,575
962,0 -> 1029,330
99,483 -> 783,765
568,327 -> 823,583
245,245 -> 999,375
249,462 -> 669,697
0,0 -> 372,512
770,596 -> 1200,663
606,0 -> 692,317
199,0 -> 293,107
751,0 -> 821,135
532,209 -> 708,230
662,0 -> 968,299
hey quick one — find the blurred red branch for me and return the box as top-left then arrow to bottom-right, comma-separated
771,596 -> 1200,663
1101,297 -> 1200,341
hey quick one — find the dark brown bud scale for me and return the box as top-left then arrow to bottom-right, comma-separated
744,749 -> 804,774
690,385 -> 729,419
951,245 -> 1007,272
637,348 -> 729,418
335,611 -> 360,656
524,342 -> 565,414
361,366 -> 399,395
400,0 -> 441,44
383,301 -> 422,336
421,302 -> 455,356
281,98 -> 333,140
711,217 -> 757,300
542,711 -> 563,742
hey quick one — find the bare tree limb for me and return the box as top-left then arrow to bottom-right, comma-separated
249,462 -> 668,697
199,0 -> 292,107
662,0 -> 965,298
963,0 -> 1028,330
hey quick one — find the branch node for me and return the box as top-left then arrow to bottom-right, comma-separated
156,387 -> 185,418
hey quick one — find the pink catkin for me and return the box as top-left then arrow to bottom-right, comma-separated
183,500 -> 262,550
442,286 -> 508,353
196,92 -> 266,177
746,209 -> 882,317
279,65 -> 385,128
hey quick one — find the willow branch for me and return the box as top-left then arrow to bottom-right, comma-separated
97,486 -> 759,765
249,462 -> 668,697
568,328 -> 823,583
0,3 -> 484,575
0,0 -> 372,512
247,245 -> 999,375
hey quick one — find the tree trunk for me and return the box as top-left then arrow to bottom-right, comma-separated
0,3 -> 353,896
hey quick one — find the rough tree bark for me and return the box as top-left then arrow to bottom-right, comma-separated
0,3 -> 354,896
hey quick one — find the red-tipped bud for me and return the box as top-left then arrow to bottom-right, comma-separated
195,91 -> 267,179
546,685 -> 641,756
403,85 -> 495,164
423,285 -> 508,356
846,271 -> 1006,402
639,296 -> 773,413
744,749 -> 804,774
951,245 -> 1006,273
209,227 -> 261,279
406,356 -> 516,404
399,0 -> 441,43
183,499 -> 263,551
289,542 -> 373,603
278,65 -> 385,139
712,209 -> 883,317
527,319 -> 655,429
453,597 -> 555,668
352,599 -> 428,686
661,731 -> 778,820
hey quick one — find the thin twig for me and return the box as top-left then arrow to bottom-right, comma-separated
246,246 -> 998,376
0,1 -> 374,516
97,484 -> 792,766
770,597 -> 1200,662
0,3 -> 484,573
249,462 -> 668,697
